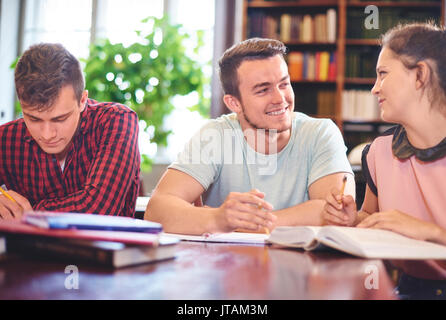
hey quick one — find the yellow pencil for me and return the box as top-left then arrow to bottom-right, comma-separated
337,175 -> 347,204
0,185 -> 17,203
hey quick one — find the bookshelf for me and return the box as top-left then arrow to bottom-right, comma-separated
243,0 -> 445,151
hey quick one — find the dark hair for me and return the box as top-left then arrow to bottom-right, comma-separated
14,43 -> 85,111
381,22 -> 446,111
218,38 -> 287,99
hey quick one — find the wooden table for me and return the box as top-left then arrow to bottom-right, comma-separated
0,241 -> 397,300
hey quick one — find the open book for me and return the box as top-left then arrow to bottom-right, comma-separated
268,226 -> 446,260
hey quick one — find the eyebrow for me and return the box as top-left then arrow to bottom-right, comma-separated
23,110 -> 74,121
252,75 -> 290,91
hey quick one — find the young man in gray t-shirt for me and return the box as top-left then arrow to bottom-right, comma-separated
145,38 -> 354,235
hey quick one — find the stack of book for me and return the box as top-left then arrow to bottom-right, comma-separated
248,9 -> 337,43
347,7 -> 440,40
0,212 -> 178,268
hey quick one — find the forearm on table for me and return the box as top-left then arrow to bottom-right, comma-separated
426,224 -> 446,246
273,199 -> 326,227
353,210 -> 372,226
146,194 -> 218,235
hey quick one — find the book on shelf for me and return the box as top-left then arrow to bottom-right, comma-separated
280,13 -> 291,42
326,8 -> 336,43
301,14 -> 313,42
249,9 -> 337,43
288,52 -> 303,81
318,51 -> 330,81
347,7 -> 440,40
317,89 -> 336,117
288,51 -> 336,82
342,89 -> 380,121
5,233 -> 179,268
345,47 -> 379,79
268,226 -> 446,260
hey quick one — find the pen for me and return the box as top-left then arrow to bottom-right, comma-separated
338,175 -> 347,204
0,185 -> 17,203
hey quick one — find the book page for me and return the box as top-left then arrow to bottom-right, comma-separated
319,227 -> 446,259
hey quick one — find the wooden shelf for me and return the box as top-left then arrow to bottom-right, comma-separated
309,114 -> 338,120
285,40 -> 337,46
347,1 -> 441,8
343,119 -> 388,125
345,39 -> 380,46
243,0 -> 445,137
345,77 -> 376,85
292,80 -> 337,84
248,0 -> 338,8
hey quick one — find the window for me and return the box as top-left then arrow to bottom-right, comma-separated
22,0 -> 93,58
95,0 -> 164,47
16,0 -> 215,164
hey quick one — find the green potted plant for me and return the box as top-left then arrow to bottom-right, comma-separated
82,16 -> 210,171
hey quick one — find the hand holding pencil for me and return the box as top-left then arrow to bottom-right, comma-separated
0,185 -> 32,220
322,174 -> 358,226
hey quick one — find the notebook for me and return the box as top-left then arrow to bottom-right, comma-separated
24,211 -> 162,233
0,219 -> 160,245
268,226 -> 446,260
164,231 -> 269,244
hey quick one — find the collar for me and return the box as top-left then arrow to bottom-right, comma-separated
392,125 -> 446,162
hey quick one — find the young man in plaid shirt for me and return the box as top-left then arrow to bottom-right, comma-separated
0,43 -> 140,219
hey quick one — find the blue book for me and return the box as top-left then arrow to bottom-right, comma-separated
23,211 -> 163,234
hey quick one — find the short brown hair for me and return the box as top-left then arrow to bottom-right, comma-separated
14,43 -> 85,111
381,22 -> 446,112
218,38 -> 287,99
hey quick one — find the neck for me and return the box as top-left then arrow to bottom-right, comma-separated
403,103 -> 446,149
242,126 -> 291,154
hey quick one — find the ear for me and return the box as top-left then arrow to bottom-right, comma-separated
223,94 -> 242,113
415,61 -> 431,90
79,90 -> 88,112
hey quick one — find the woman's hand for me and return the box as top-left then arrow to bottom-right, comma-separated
322,187 -> 358,226
357,209 -> 442,242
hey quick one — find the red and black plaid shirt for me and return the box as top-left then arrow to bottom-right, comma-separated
0,99 -> 140,217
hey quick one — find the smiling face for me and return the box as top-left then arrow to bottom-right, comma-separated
22,85 -> 87,160
225,55 -> 294,134
371,47 -> 418,123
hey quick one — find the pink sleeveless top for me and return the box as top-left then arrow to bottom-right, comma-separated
363,126 -> 446,279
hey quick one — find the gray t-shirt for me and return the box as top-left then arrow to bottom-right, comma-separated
169,112 -> 353,210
